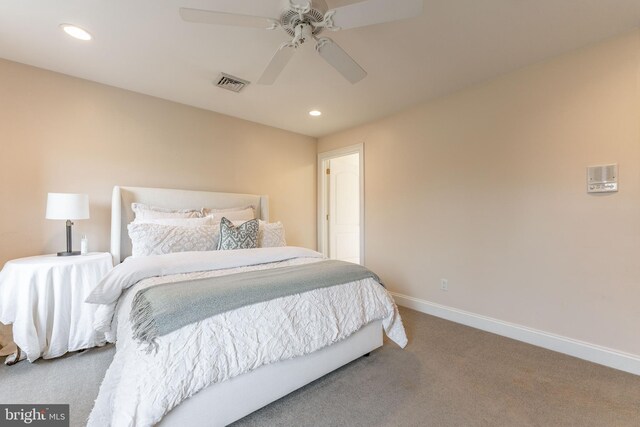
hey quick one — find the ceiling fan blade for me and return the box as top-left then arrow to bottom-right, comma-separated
258,43 -> 296,85
315,38 -> 367,84
179,8 -> 274,29
330,0 -> 423,30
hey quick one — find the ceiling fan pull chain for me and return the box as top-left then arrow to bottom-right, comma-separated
292,23 -> 312,47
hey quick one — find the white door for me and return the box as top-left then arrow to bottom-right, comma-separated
328,153 -> 360,264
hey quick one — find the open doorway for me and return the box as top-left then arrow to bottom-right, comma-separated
318,144 -> 364,265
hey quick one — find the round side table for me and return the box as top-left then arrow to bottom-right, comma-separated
0,252 -> 113,364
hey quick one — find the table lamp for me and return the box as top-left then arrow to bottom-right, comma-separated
46,193 -> 90,256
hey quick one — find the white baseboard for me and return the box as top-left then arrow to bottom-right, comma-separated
391,292 -> 640,376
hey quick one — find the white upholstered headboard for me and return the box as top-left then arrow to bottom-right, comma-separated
110,186 -> 269,265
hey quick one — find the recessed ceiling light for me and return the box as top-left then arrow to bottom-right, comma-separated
309,110 -> 322,117
60,24 -> 92,41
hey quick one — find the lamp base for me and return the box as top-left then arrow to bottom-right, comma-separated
57,251 -> 81,257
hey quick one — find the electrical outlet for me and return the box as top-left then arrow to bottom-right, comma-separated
440,279 -> 448,291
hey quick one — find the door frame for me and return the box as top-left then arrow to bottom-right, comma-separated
317,143 -> 365,264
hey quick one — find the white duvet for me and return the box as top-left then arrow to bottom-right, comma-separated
87,247 -> 407,427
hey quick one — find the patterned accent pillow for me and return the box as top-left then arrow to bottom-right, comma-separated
128,223 -> 218,257
258,221 -> 287,248
218,217 -> 259,250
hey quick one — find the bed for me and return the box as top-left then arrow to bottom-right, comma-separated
88,186 -> 407,426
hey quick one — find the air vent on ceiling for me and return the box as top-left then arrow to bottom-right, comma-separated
215,73 -> 250,93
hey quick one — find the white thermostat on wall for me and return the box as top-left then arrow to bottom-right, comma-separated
587,164 -> 618,193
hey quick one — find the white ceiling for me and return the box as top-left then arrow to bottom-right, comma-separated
1,0 -> 639,137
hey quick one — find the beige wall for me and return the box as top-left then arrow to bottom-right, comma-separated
319,30 -> 640,355
0,58 -> 317,267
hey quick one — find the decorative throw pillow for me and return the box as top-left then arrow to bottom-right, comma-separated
218,217 -> 259,250
131,203 -> 203,221
128,223 -> 218,257
205,206 -> 255,223
258,221 -> 287,248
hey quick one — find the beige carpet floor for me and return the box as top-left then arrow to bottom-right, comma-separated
1,307 -> 639,426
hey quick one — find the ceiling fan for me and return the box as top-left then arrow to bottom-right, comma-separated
179,0 -> 423,85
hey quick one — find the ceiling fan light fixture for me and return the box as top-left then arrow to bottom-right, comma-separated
60,24 -> 92,41
309,110 -> 322,117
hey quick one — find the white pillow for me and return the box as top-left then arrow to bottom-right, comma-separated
128,223 -> 218,257
258,220 -> 287,248
132,203 -> 202,221
205,206 -> 255,223
133,217 -> 212,227
230,220 -> 286,248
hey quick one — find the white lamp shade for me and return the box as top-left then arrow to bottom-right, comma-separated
46,193 -> 90,220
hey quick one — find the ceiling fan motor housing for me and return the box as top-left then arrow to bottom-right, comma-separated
279,0 -> 328,37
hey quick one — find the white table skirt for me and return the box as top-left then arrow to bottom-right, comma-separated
0,253 -> 113,362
